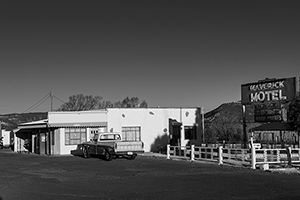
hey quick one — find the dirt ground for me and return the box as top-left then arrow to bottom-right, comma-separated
0,149 -> 300,200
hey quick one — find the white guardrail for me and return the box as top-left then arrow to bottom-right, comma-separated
166,145 -> 300,169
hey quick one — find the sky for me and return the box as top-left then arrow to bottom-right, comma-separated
0,0 -> 299,114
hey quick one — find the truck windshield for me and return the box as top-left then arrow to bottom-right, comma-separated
100,134 -> 121,141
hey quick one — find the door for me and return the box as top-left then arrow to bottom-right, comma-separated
39,133 -> 46,155
169,119 -> 182,146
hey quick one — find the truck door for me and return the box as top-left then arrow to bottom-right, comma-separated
89,133 -> 98,154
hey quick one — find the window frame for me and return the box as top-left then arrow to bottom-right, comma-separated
65,128 -> 87,145
121,126 -> 141,141
184,126 -> 197,140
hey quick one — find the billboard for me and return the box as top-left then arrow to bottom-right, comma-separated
241,77 -> 296,105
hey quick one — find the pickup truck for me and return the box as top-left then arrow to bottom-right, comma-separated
74,132 -> 144,161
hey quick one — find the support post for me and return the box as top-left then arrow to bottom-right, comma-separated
31,134 -> 35,154
218,146 -> 223,165
167,144 -> 170,159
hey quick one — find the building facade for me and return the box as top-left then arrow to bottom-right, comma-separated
15,107 -> 203,155
1,129 -> 12,147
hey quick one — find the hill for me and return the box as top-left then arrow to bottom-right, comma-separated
204,102 -> 261,143
0,112 -> 47,131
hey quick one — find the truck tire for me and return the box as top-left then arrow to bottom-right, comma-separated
128,155 -> 136,160
104,150 -> 113,161
83,147 -> 90,159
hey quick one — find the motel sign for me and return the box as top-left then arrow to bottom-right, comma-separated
241,77 -> 297,123
241,77 -> 296,105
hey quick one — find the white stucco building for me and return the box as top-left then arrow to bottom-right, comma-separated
1,129 -> 12,147
15,107 -> 203,155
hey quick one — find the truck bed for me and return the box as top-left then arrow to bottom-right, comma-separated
114,141 -> 144,154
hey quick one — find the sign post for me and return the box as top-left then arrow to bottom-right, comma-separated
242,105 -> 247,149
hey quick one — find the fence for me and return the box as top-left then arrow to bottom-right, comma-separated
166,145 -> 300,169
252,147 -> 300,169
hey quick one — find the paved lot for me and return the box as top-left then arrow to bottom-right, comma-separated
0,149 -> 300,200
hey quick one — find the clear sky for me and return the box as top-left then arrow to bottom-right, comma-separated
0,0 -> 299,114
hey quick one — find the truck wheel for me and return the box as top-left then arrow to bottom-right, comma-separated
83,147 -> 90,159
128,155 -> 136,160
104,150 -> 113,161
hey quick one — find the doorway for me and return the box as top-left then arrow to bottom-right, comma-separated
169,119 -> 182,146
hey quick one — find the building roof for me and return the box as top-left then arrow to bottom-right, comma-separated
250,122 -> 293,132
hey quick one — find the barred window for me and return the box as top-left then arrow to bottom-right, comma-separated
65,128 -> 87,145
121,127 -> 141,141
184,126 -> 197,140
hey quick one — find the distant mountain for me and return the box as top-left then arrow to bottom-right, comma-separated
0,112 -> 47,131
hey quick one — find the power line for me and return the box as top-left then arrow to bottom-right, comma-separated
21,92 -> 70,113
52,95 -> 67,105
22,93 -> 50,113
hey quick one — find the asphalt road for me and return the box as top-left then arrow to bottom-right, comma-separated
1,149 -> 300,200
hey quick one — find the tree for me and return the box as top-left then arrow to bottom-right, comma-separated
287,93 -> 300,132
115,97 -> 148,108
57,94 -> 103,111
98,101 -> 114,109
121,97 -> 139,108
139,100 -> 148,108
57,95 -> 149,111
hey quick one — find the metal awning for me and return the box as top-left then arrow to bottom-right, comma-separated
170,119 -> 182,126
18,119 -> 48,129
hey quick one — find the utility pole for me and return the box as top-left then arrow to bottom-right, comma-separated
0,121 -> 2,138
50,91 -> 53,111
202,107 -> 205,144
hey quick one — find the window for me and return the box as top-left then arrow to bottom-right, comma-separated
65,128 -> 87,145
122,127 -> 141,141
184,126 -> 197,140
90,128 -> 99,141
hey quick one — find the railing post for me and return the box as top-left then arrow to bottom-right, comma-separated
178,146 -> 181,157
263,149 -> 267,163
167,144 -> 170,159
287,146 -> 292,167
191,145 -> 195,162
251,147 -> 256,169
218,146 -> 223,165
242,149 -> 245,162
